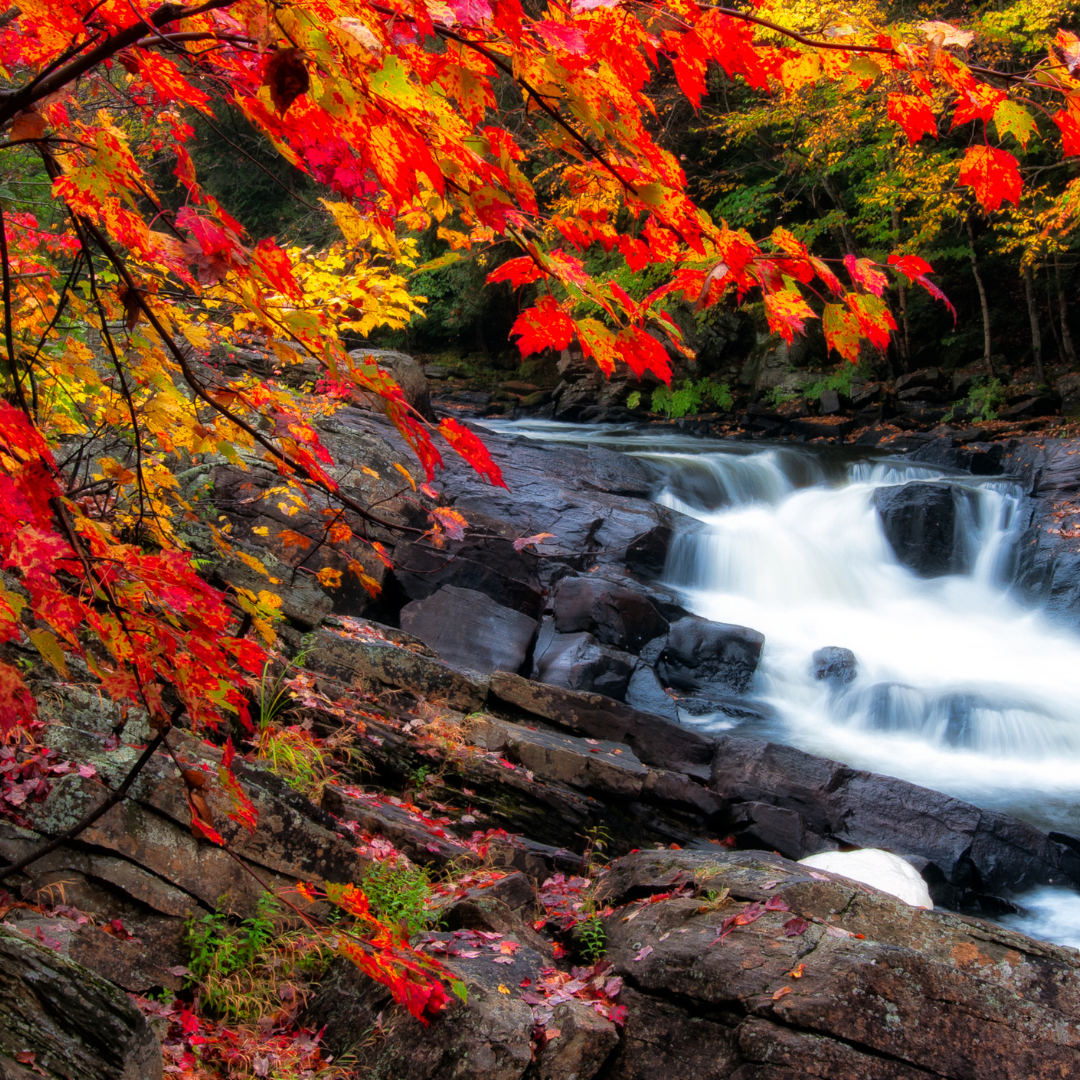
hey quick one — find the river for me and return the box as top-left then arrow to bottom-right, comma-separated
482,419 -> 1080,948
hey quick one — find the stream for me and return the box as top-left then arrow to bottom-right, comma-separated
483,419 -> 1080,948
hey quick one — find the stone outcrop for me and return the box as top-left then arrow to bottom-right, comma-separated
0,925 -> 162,1080
597,848 -> 1080,1080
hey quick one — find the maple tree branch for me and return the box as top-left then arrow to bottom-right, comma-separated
0,0 -> 237,126
0,203 -> 29,417
0,731 -> 166,884
75,214 -> 427,537
706,5 -> 897,54
197,114 -> 322,213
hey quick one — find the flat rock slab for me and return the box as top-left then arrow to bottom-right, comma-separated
488,672 -> 716,775
599,848 -> 1080,1080
464,715 -> 649,798
0,925 -> 162,1080
307,626 -> 489,711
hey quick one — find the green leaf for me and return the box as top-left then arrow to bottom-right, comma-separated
993,100 -> 1037,149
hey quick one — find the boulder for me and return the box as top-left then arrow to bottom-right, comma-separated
400,585 -> 538,675
657,617 -> 763,695
349,348 -> 436,421
0,925 -> 162,1080
597,848 -> 1080,1080
552,576 -> 669,654
811,646 -> 857,686
531,624 -> 635,700
895,367 -> 945,394
872,481 -> 962,577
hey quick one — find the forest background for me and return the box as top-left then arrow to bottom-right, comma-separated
65,0 -> 1077,386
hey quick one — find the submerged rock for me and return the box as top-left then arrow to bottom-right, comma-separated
811,645 -> 857,685
872,480 -> 963,577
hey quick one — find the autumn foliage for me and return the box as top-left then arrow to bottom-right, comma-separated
1,0 -> 1079,1021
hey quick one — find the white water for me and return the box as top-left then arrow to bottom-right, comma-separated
482,420 -> 1080,941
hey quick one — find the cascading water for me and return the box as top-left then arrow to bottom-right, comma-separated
483,420 -> 1080,944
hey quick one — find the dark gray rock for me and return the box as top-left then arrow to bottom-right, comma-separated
895,367 -> 945,394
400,585 -> 538,675
811,646 -> 857,686
657,617 -> 763,695
531,623 -> 635,700
709,735 -> 1080,905
997,437 -> 1080,627
0,925 -> 162,1080
552,576 -> 669,654
872,481 -> 963,577
349,348 -> 436,421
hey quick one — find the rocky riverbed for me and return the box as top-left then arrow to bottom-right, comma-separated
5,392 -> 1080,1079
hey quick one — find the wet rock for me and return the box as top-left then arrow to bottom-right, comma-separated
488,672 -> 716,775
400,585 -> 538,675
552,576 -> 669,654
709,735 -> 1080,905
624,662 -> 679,722
0,924 -> 162,1080
872,481 -> 962,577
811,646 -> 857,686
600,847 -> 1080,1080
531,623 -> 635,700
657,617 -> 763,695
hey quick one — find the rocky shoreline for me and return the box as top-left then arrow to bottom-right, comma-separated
5,385 -> 1080,1078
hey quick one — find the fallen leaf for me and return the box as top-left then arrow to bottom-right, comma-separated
632,945 -> 653,962
772,985 -> 792,1000
497,984 -> 510,994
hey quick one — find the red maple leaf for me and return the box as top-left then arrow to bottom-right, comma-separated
510,296 -> 575,357
887,93 -> 937,145
958,145 -> 1021,212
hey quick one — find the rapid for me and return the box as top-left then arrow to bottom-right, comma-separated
484,419 -> 1080,947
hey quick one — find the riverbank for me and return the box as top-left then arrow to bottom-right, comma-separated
5,400 -> 1080,1078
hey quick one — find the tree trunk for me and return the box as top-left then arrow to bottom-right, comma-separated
967,220 -> 994,376
891,208 -> 911,374
1024,263 -> 1045,385
1056,255 -> 1077,366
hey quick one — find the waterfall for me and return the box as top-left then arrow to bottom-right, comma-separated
485,420 -> 1080,940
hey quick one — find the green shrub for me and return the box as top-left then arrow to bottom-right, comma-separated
803,364 -> 858,402
361,861 -> 436,936
649,378 -> 733,418
962,376 -> 1007,421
